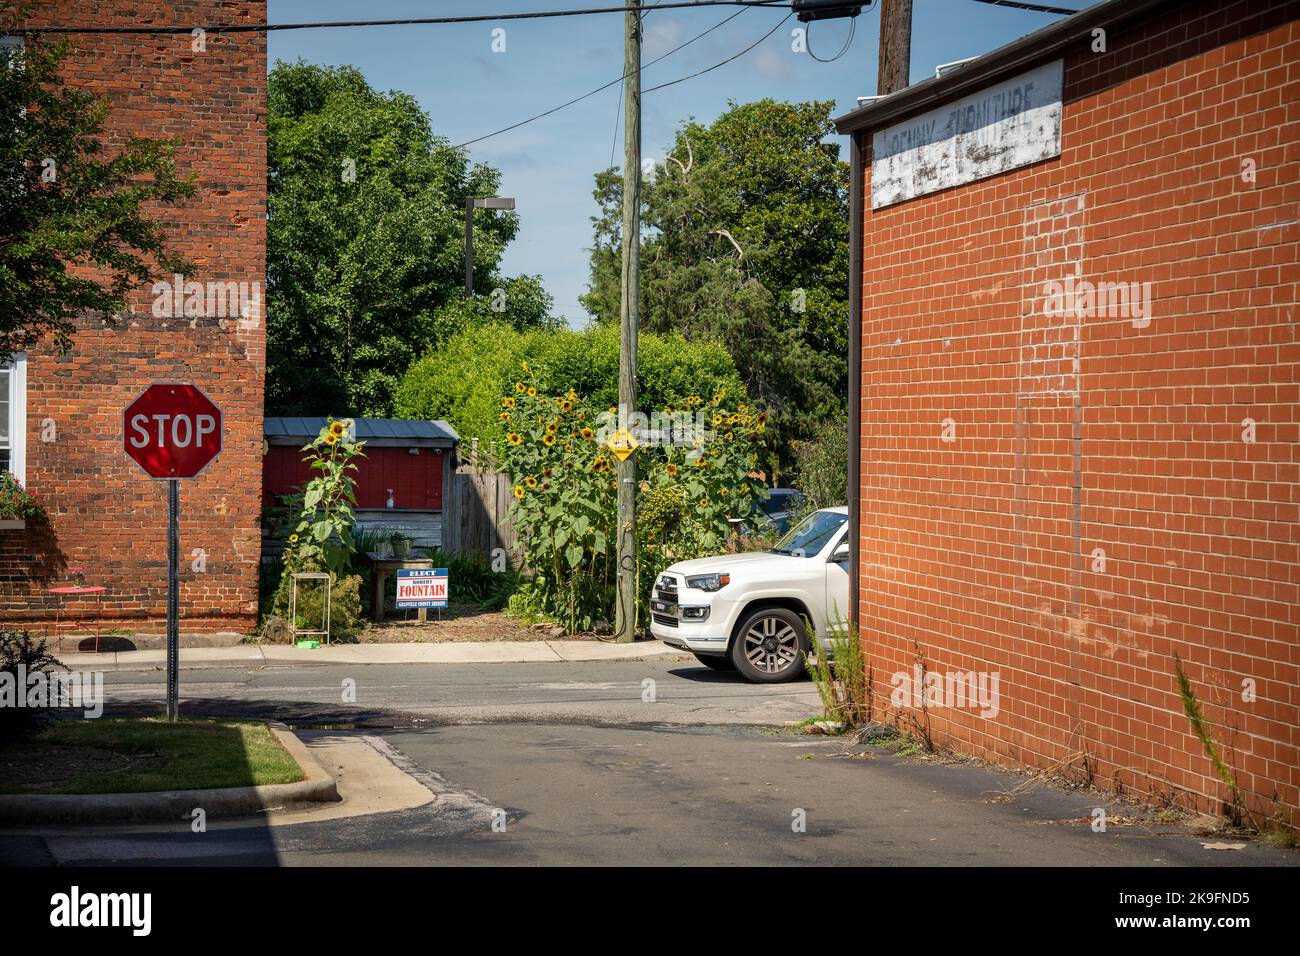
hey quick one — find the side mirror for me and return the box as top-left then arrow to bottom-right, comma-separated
831,542 -> 850,563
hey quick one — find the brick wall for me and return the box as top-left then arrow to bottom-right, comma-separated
0,2 -> 267,635
855,1 -> 1299,825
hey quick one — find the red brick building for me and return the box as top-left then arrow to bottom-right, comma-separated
836,0 -> 1299,826
1,2 -> 267,637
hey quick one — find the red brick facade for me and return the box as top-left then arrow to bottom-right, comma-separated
842,1 -> 1299,825
0,2 -> 267,636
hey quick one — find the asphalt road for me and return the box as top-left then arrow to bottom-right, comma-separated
3,658 -> 1296,867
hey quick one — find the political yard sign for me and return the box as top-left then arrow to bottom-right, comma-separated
396,568 -> 449,609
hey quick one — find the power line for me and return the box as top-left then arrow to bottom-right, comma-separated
804,15 -> 856,63
642,10 -> 791,92
460,2 -> 757,150
9,1 -> 790,34
967,0 -> 1079,14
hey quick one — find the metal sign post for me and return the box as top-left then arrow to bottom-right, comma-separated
167,479 -> 180,722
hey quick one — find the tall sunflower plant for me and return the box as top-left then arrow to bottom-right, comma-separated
285,418 -> 366,576
499,368 -> 766,632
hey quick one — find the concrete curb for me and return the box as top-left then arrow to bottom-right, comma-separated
0,722 -> 339,826
60,639 -> 685,672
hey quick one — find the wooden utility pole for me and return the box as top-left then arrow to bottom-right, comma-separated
614,0 -> 641,643
877,0 -> 912,94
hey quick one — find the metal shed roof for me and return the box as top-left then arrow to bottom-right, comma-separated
265,417 -> 459,446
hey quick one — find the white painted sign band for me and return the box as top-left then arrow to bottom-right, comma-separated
871,59 -> 1064,208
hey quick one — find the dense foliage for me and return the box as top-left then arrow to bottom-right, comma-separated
0,35 -> 193,361
499,372 -> 765,632
395,321 -> 748,451
583,99 -> 850,473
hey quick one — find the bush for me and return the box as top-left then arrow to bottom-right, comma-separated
394,321 -> 749,448
0,631 -> 65,744
792,413 -> 847,511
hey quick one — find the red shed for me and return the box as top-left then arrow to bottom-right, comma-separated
263,417 -> 458,549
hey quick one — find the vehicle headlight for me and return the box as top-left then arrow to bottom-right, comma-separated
685,572 -> 730,591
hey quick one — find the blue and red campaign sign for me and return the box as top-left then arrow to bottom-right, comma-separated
396,568 -> 449,609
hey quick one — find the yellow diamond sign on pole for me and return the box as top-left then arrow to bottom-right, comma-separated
608,427 -> 638,462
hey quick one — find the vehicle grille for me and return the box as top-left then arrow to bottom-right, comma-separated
652,574 -> 679,628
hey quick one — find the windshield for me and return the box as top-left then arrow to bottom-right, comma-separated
771,510 -> 846,557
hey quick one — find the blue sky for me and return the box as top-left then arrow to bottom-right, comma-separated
269,0 -> 1076,325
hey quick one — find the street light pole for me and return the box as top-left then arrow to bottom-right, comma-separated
464,196 -> 516,297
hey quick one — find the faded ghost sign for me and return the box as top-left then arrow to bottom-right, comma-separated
871,59 -> 1064,208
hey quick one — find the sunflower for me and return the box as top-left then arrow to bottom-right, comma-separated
580,426 -> 594,440
720,487 -> 730,497
666,463 -> 678,477
515,381 -> 526,393
521,360 -> 530,373
559,398 -> 574,413
591,456 -> 607,472
695,457 -> 708,469
514,485 -> 525,499
713,416 -> 723,426
501,396 -> 516,408
525,476 -> 538,489
546,422 -> 557,434
724,431 -> 734,441
288,533 -> 299,544
499,411 -> 512,423
527,387 -> 537,397
329,420 -> 346,436
542,434 -> 555,446
507,432 -> 522,446
325,434 -> 338,446
738,403 -> 747,412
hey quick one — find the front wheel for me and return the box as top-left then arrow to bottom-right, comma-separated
730,607 -> 808,683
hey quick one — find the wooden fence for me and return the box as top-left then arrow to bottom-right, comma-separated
443,439 -> 519,566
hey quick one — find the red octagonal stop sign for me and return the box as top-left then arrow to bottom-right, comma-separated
123,383 -> 223,479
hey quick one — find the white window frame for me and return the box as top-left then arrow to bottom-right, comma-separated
1,354 -> 27,483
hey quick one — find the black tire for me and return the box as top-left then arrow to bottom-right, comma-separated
729,606 -> 809,683
693,653 -> 735,671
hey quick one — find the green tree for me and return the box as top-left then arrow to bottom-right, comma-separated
0,35 -> 194,360
582,99 -> 850,471
267,61 -> 539,417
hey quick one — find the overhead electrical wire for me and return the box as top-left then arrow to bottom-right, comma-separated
463,2 -> 759,149
968,0 -> 1079,15
642,10 -> 790,93
804,15 -> 856,63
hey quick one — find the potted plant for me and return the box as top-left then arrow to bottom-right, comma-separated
389,530 -> 411,559
0,472 -> 43,530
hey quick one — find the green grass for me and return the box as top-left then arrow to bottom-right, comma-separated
0,717 -> 305,795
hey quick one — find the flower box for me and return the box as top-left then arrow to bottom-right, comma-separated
0,519 -> 26,531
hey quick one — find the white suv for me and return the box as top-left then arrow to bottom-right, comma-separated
649,507 -> 850,683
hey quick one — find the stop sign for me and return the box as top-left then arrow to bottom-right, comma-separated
123,383 -> 223,479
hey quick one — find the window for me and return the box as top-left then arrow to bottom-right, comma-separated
0,355 -> 26,482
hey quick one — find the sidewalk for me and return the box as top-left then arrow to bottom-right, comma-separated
60,639 -> 684,672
